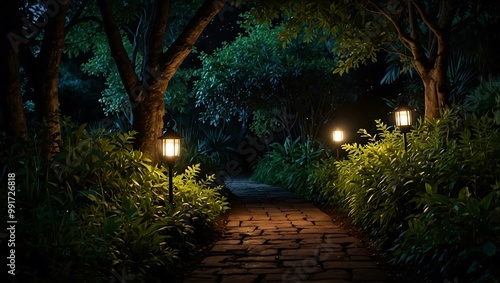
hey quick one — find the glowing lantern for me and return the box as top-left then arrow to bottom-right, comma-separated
158,127 -> 182,161
157,125 -> 183,203
393,103 -> 413,150
332,130 -> 344,143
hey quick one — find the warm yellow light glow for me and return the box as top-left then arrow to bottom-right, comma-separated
332,130 -> 344,142
395,110 -> 411,127
161,138 -> 180,157
158,126 -> 183,160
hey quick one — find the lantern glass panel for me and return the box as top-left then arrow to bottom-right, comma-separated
395,110 -> 411,127
333,130 -> 344,142
162,138 -> 180,157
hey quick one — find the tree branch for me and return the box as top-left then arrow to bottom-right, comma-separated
410,0 -> 441,36
367,0 -> 413,48
159,0 -> 228,84
126,13 -> 144,68
380,46 -> 412,59
144,0 -> 170,71
451,0 -> 483,33
65,0 -> 90,33
97,0 -> 139,96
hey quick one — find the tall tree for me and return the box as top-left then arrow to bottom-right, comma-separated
0,0 -> 28,142
249,0 -> 499,119
25,1 -> 70,160
3,0 -> 89,160
97,0 -> 230,161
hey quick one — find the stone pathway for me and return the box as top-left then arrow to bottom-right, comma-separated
183,178 -> 388,283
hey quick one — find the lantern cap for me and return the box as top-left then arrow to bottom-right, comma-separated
393,102 -> 413,113
158,126 -> 183,140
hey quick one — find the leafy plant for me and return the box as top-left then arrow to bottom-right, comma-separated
0,120 -> 229,282
465,78 -> 500,125
393,184 -> 500,281
177,126 -> 238,177
252,108 -> 500,281
198,128 -> 237,166
250,109 -> 279,137
252,136 -> 329,198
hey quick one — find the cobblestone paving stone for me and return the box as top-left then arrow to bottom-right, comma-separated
183,178 -> 388,283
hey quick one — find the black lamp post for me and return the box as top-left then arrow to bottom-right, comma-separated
157,125 -> 183,204
332,129 -> 344,159
394,103 -> 413,151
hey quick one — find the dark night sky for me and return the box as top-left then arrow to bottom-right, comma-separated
327,62 -> 400,145
184,5 -> 245,67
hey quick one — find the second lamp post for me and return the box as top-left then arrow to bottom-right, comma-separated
332,129 -> 344,159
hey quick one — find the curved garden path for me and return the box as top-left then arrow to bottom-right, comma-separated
183,177 -> 388,283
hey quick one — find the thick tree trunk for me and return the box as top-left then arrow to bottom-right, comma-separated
416,35 -> 450,119
0,1 -> 28,142
1,49 -> 28,142
99,0 -> 228,162
421,69 -> 449,119
19,2 -> 70,160
388,0 -> 467,119
135,0 -> 229,161
132,89 -> 165,159
34,2 -> 69,160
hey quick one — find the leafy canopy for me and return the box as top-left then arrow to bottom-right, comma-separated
193,15 -> 355,129
247,0 -> 500,77
247,0 -> 398,76
64,0 -> 200,117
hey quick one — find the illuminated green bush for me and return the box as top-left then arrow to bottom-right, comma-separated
253,109 -> 500,281
1,121 -> 229,282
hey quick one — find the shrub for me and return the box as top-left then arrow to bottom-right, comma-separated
177,126 -> 238,178
334,120 -> 410,245
305,158 -> 339,204
252,108 -> 500,281
392,184 -> 500,281
252,136 -> 329,200
0,121 -> 229,282
465,78 -> 500,124
334,110 -> 500,249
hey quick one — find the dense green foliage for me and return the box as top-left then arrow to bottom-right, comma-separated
193,17 -> 357,139
248,0 -> 500,76
246,0 -> 500,121
64,0 -> 201,118
177,125 -> 239,178
465,78 -> 500,125
0,121 -> 229,282
252,136 -> 330,203
253,109 -> 500,282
